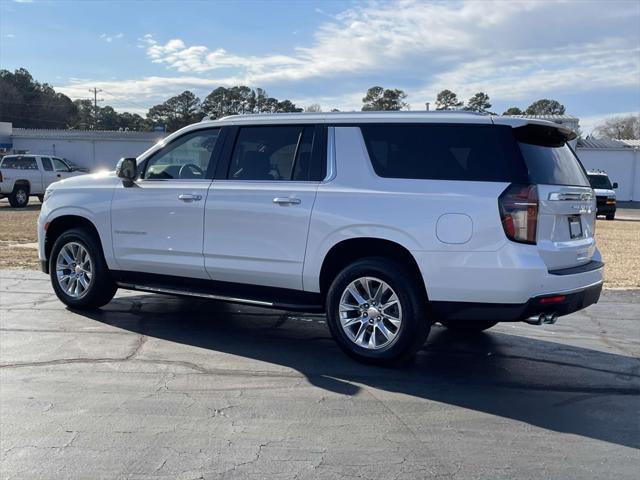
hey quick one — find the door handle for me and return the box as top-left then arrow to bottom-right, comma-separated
178,194 -> 202,202
273,197 -> 301,205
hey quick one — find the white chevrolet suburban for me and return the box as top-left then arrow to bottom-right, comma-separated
0,154 -> 82,207
37,112 -> 603,364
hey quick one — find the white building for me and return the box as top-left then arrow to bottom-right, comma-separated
576,138 -> 640,201
0,122 -> 166,171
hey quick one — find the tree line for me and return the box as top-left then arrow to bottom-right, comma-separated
361,85 -> 567,116
0,68 -> 304,132
1,68 -> 638,139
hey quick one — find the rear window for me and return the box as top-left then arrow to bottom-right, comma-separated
360,124 -> 528,182
587,174 -> 612,189
0,156 -> 38,170
514,124 -> 589,187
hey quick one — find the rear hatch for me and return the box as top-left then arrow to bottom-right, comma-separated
514,124 -> 596,271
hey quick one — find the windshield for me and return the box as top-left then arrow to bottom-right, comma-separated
588,174 -> 612,189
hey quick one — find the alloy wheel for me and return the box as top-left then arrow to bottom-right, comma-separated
338,276 -> 402,350
56,242 -> 93,298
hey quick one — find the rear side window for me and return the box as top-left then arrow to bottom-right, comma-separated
514,124 -> 588,187
41,157 -> 53,171
360,124 -> 527,182
228,126 -> 317,181
0,156 -> 38,170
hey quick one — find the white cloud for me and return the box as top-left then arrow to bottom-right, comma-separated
57,0 -> 639,113
5,33 -> 16,38
414,39 -> 640,107
138,0 -> 639,99
100,32 -> 124,43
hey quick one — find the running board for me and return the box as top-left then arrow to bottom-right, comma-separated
112,271 -> 324,313
116,282 -> 275,307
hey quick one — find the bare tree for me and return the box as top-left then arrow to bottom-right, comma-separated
305,104 -> 322,113
594,115 -> 640,140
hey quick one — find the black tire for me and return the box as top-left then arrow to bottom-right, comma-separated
49,228 -> 117,309
326,257 -> 430,365
606,214 -> 615,221
439,319 -> 498,333
37,195 -> 45,203
8,184 -> 29,208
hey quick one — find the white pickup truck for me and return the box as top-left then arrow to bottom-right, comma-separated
0,155 -> 84,207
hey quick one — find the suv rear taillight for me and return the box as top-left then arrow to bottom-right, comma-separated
498,184 -> 538,245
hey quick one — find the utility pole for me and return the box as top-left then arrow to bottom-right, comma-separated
89,88 -> 103,129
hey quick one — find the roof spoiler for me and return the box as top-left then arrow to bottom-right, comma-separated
513,123 -> 576,147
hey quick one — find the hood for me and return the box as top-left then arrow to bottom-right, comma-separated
47,170 -> 119,190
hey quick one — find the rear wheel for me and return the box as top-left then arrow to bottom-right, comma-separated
49,228 -> 117,309
8,185 -> 29,208
37,195 -> 44,203
439,319 -> 498,333
606,214 -> 615,221
326,257 -> 430,365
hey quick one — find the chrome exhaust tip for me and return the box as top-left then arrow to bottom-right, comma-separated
523,313 -> 558,326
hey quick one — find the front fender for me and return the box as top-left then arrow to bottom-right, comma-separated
38,186 -> 117,269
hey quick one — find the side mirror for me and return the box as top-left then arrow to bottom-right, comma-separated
612,182 -> 618,189
116,157 -> 137,186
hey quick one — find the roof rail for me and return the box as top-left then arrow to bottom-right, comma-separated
212,110 -> 490,121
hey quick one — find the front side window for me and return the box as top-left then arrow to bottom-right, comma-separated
41,157 -> 53,171
0,156 -> 38,170
51,158 -> 70,172
228,126 -> 315,181
144,128 -> 220,180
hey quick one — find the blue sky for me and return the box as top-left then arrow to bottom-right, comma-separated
1,0 -> 639,134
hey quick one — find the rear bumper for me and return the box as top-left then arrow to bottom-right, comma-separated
430,281 -> 603,322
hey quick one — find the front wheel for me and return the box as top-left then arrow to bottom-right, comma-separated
49,228 -> 117,309
439,319 -> 498,333
326,257 -> 430,365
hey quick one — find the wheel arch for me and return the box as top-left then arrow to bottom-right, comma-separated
317,237 -> 428,301
44,214 -> 105,268
13,179 -> 30,188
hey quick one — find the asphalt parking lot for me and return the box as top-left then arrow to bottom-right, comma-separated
1,270 -> 639,479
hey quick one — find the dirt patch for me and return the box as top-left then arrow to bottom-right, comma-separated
1,201 -> 639,287
594,220 -> 640,288
0,202 -> 40,269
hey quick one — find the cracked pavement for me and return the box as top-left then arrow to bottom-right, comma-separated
1,270 -> 639,479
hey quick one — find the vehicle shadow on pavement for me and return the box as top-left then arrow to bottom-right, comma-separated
81,294 -> 640,450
